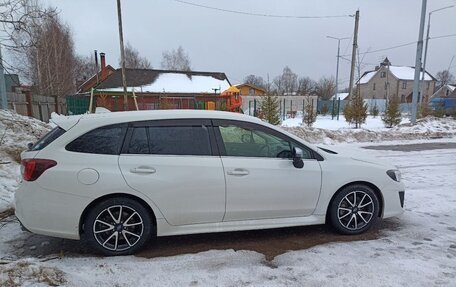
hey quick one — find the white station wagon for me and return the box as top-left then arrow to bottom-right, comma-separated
16,110 -> 404,255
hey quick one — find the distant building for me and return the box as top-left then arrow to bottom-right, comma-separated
76,52 -> 115,93
234,83 -> 266,96
4,74 -> 20,92
330,92 -> 349,101
70,52 -> 242,113
357,58 -> 437,103
430,84 -> 456,100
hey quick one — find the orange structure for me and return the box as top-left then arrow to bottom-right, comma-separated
221,86 -> 242,112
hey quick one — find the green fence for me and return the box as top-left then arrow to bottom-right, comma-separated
66,95 -> 89,115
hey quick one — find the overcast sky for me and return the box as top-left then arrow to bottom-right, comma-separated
43,0 -> 456,87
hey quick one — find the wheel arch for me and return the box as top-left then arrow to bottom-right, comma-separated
79,193 -> 157,235
325,181 -> 384,223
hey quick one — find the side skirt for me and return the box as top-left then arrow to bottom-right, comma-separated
156,215 -> 326,237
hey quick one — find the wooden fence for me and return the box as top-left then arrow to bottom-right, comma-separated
7,92 -> 67,122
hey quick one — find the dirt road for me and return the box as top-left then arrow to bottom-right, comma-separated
4,217 -> 400,261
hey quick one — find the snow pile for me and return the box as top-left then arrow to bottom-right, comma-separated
0,110 -> 51,212
282,115 -> 395,130
0,259 -> 66,286
283,116 -> 456,144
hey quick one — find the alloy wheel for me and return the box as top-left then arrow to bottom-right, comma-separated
337,191 -> 375,231
93,205 -> 144,251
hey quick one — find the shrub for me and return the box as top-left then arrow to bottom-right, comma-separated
303,97 -> 316,127
418,103 -> 431,118
320,104 -> 329,116
344,94 -> 368,128
382,97 -> 402,128
370,104 -> 379,117
259,91 -> 280,125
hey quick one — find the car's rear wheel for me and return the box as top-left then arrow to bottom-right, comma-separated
84,197 -> 153,255
329,184 -> 380,235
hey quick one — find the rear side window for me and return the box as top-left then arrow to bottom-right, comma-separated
66,124 -> 127,155
31,127 -> 66,151
125,125 -> 212,156
127,127 -> 149,154
149,126 -> 211,156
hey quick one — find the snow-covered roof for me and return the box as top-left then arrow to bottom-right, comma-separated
358,71 -> 376,84
94,69 -> 231,94
448,84 -> 456,92
358,66 -> 434,84
389,66 -> 433,81
331,92 -> 349,100
99,73 -> 230,94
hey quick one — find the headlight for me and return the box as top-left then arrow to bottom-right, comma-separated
387,169 -> 401,182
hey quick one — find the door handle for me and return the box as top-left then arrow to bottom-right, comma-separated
227,168 -> 249,176
130,167 -> 156,174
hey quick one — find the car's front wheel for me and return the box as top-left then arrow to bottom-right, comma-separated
329,184 -> 380,235
84,197 -> 153,255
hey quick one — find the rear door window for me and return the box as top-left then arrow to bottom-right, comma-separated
148,126 -> 211,156
124,120 -> 213,156
66,124 -> 127,155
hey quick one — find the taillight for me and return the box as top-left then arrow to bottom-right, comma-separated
21,159 -> 57,181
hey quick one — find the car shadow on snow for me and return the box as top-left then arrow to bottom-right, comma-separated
5,216 -> 403,261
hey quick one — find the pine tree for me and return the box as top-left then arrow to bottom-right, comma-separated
382,97 -> 402,128
370,103 -> 379,118
303,97 -> 316,127
259,91 -> 280,125
344,94 -> 368,128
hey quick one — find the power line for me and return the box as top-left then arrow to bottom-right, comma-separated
171,0 -> 353,19
341,33 -> 456,57
431,33 -> 456,40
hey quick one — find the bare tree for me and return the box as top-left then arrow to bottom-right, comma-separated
435,70 -> 455,88
314,76 -> 336,100
160,46 -> 191,71
297,77 -> 315,96
75,54 -> 98,82
273,66 -> 298,95
243,74 -> 265,89
26,15 -> 77,97
121,42 -> 151,69
0,0 -> 56,51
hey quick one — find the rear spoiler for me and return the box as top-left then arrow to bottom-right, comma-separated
49,112 -> 84,131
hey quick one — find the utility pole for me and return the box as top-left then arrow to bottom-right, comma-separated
116,0 -> 128,111
420,5 -> 454,104
0,46 -> 8,109
411,0 -> 427,124
348,10 -> 360,99
327,36 -> 350,120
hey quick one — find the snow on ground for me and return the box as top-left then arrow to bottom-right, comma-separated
282,114 -> 405,130
282,115 -> 456,144
0,110 -> 455,286
0,110 -> 50,212
0,137 -> 455,286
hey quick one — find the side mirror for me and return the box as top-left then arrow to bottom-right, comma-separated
292,147 -> 304,169
27,143 -> 34,151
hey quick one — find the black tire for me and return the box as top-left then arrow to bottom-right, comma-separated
329,184 -> 380,235
84,197 -> 153,256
